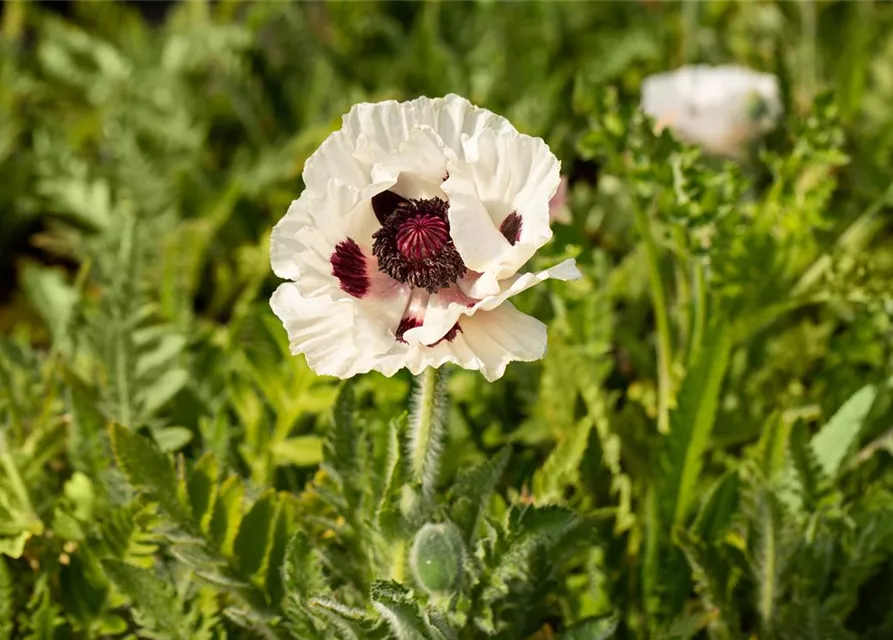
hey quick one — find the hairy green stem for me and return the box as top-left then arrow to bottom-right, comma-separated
407,367 -> 447,498
633,202 -> 673,434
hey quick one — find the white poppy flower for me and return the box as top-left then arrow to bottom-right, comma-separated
270,94 -> 580,381
641,65 -> 782,156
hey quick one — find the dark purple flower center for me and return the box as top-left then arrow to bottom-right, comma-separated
396,215 -> 449,261
371,190 -> 466,293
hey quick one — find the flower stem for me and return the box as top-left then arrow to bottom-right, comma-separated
633,201 -> 673,434
407,367 -> 447,499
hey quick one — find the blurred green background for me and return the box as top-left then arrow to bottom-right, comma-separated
2,1 -> 893,639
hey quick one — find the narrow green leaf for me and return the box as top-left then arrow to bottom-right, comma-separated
811,384 -> 877,479
662,319 -> 733,526
136,334 -> 187,377
139,368 -> 189,416
20,263 -> 77,349
153,426 -> 194,453
271,436 -> 324,468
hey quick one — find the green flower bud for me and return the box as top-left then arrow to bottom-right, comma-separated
410,523 -> 464,595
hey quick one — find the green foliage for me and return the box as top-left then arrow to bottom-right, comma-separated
3,1 -> 893,639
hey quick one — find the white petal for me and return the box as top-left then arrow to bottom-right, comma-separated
270,179 -> 388,290
473,258 -> 581,313
443,172 -> 513,273
270,197 -> 311,281
458,302 -> 547,381
361,126 -> 454,200
402,258 -> 581,346
444,128 -> 560,282
365,302 -> 545,381
342,94 -> 516,161
303,129 -> 371,193
270,283 -> 410,378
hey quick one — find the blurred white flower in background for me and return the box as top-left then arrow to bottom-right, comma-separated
642,64 -> 782,156
270,94 -> 579,381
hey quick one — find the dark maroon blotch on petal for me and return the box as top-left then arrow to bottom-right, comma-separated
331,238 -> 370,298
396,316 -> 423,343
499,212 -> 522,246
371,190 -> 410,225
433,322 -> 462,346
395,317 -> 461,346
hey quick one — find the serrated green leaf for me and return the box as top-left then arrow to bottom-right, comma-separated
370,581 -> 432,640
99,504 -> 160,568
533,416 -> 594,504
674,529 -> 739,637
756,411 -> 794,481
187,453 -> 219,532
67,385 -> 112,484
811,384 -> 877,479
232,491 -> 276,579
788,421 -> 827,512
265,501 -> 293,608
102,559 -> 189,640
282,533 -> 324,599
210,475 -> 244,556
110,423 -> 192,526
449,446 -> 510,544
21,577 -> 61,640
692,469 -> 740,543
306,597 -> 368,640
